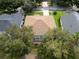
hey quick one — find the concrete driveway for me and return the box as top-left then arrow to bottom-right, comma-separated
42,1 -> 49,16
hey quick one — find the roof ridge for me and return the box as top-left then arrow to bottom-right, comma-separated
32,19 -> 50,29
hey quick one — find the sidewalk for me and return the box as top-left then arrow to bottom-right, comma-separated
25,54 -> 37,59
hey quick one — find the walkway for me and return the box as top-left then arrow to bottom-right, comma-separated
23,49 -> 37,59
25,54 -> 37,59
42,1 -> 49,16
41,1 -> 56,28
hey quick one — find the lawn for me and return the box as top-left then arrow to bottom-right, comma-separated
49,11 -> 64,28
28,11 -> 43,15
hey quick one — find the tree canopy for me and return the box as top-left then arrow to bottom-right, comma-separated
57,0 -> 79,7
0,26 -> 34,59
37,29 -> 79,59
0,0 -> 37,14
0,0 -> 24,13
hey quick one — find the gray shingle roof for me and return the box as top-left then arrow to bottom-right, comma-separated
60,11 -> 79,33
0,11 -> 23,32
0,20 -> 11,31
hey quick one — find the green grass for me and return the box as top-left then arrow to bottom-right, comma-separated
49,11 -> 64,28
28,11 -> 43,15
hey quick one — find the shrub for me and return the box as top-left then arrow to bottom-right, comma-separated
37,29 -> 78,59
53,11 -> 57,15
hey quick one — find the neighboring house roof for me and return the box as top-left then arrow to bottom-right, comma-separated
0,11 -> 23,32
0,20 -> 11,31
60,11 -> 79,33
24,16 -> 55,35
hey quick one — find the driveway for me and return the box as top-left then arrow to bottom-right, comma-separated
42,1 -> 49,16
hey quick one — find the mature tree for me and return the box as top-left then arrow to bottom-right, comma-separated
37,29 -> 77,59
74,0 -> 79,8
56,0 -> 79,7
0,0 -> 24,13
72,32 -> 79,59
22,0 -> 37,16
0,25 -> 33,59
0,0 -> 37,14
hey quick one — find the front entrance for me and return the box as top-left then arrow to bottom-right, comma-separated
33,35 -> 43,42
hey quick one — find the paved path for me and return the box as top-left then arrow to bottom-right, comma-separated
42,1 -> 49,16
41,1 -> 56,28
22,49 -> 37,59
25,53 -> 37,59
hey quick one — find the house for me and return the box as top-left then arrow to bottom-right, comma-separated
0,9 -> 23,32
60,11 -> 79,33
24,16 -> 56,42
